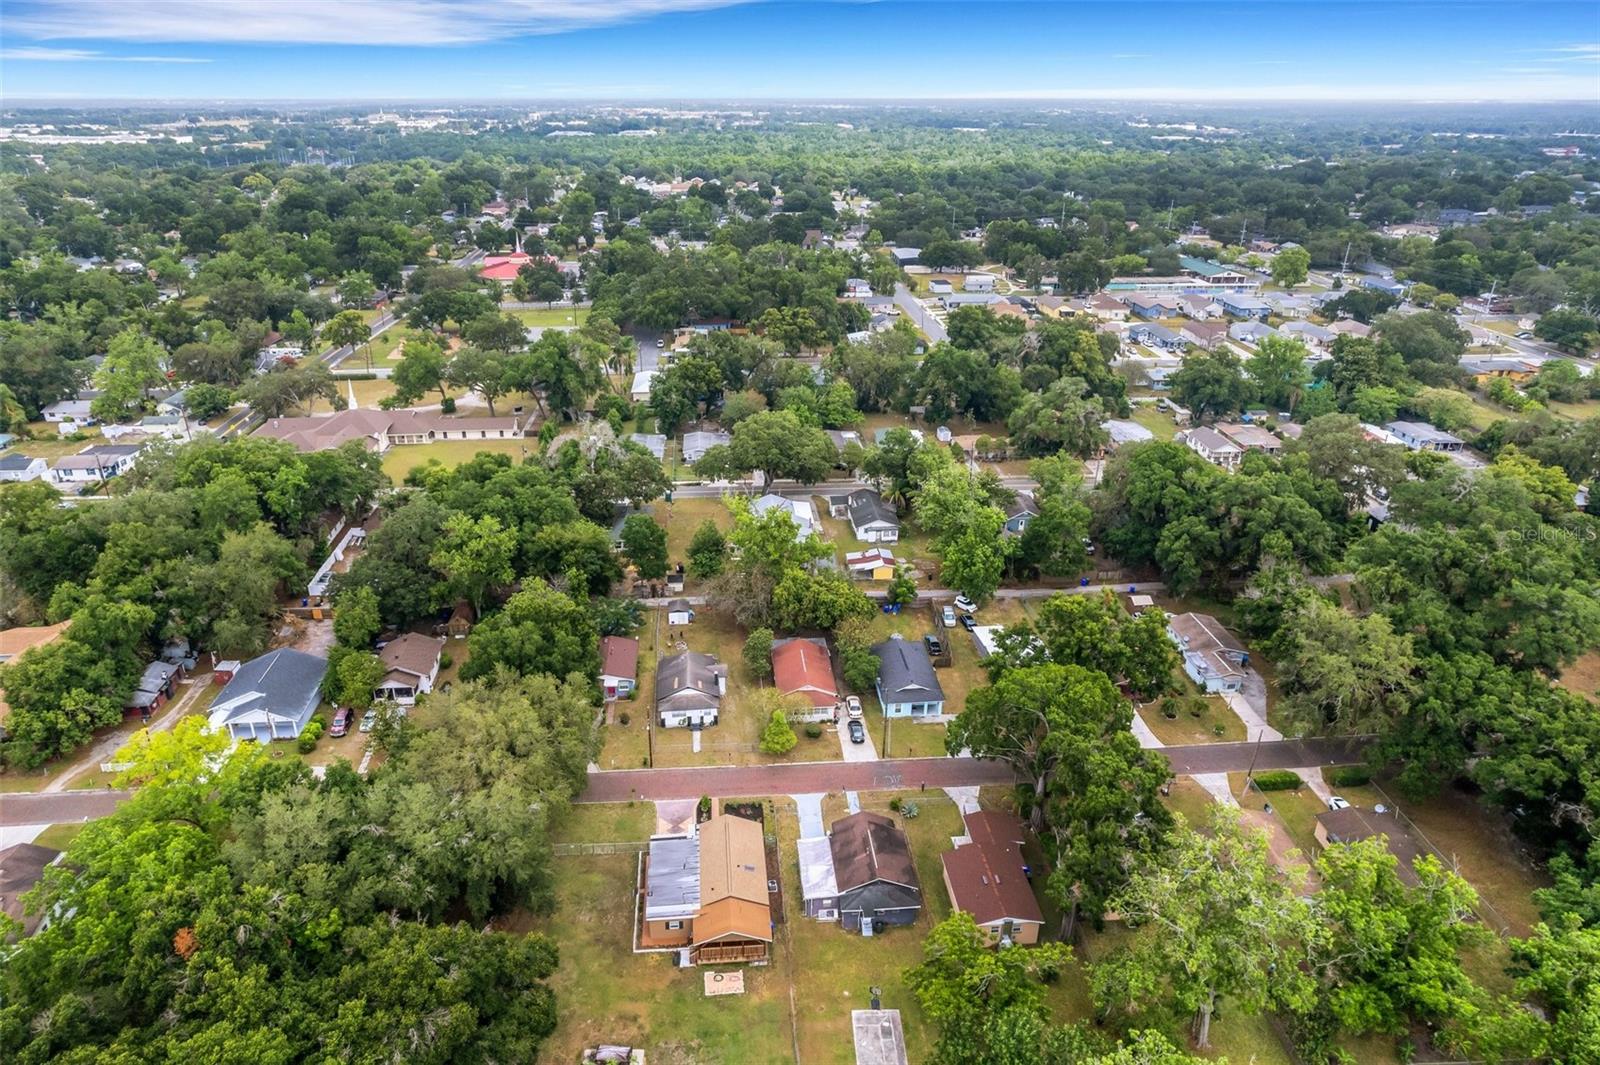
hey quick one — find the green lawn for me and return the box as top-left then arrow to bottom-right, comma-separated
343,376 -> 399,409
379,439 -> 535,481
1136,698 -> 1245,745
511,307 -> 590,328
654,497 -> 734,585
13,423 -> 107,463
30,823 -> 88,851
1128,404 -> 1179,441
551,801 -> 656,845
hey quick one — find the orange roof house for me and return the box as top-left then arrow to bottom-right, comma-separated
772,638 -> 838,709
0,622 -> 71,725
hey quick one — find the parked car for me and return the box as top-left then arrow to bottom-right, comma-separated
953,594 -> 977,613
655,337 -> 665,347
923,634 -> 944,659
359,709 -> 378,733
1082,537 -> 1096,556
958,613 -> 977,631
941,605 -> 956,627
844,695 -> 863,720
328,707 -> 352,738
848,719 -> 866,744
1327,795 -> 1351,811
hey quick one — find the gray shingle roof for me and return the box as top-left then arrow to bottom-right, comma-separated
207,648 -> 326,727
872,637 -> 944,702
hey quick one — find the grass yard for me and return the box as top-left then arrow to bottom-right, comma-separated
551,801 -> 655,845
380,439 -> 534,481
14,423 -> 107,463
653,496 -> 734,582
1136,697 -> 1245,745
512,306 -> 590,328
1128,404 -> 1179,440
343,376 -> 399,409
1161,776 -> 1219,828
29,823 -> 87,851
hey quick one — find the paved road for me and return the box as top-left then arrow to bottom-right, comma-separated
577,738 -> 1371,803
0,789 -> 132,826
628,327 -> 666,372
320,311 -> 399,370
893,283 -> 948,343
667,476 -> 1039,500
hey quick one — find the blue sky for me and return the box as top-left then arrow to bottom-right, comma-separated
1,0 -> 1597,102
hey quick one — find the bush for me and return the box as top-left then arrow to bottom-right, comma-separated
438,651 -> 453,671
1253,769 -> 1303,791
888,797 -> 902,812
440,397 -> 456,413
1160,696 -> 1181,720
296,733 -> 319,754
1212,723 -> 1226,737
1327,765 -> 1372,787
618,711 -> 631,726
804,723 -> 822,739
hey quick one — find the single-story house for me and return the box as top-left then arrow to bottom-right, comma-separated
125,660 -> 182,721
889,246 -> 921,266
1460,357 -> 1539,384
655,651 -> 726,729
666,599 -> 696,626
0,454 -> 47,482
630,370 -> 659,402
0,842 -> 62,939
1280,321 -> 1335,346
49,444 -> 144,484
1178,428 -> 1249,472
682,430 -> 732,463
1229,321 -> 1277,345
1326,319 -> 1372,339
964,273 -> 996,292
845,548 -> 898,580
1315,807 -> 1426,886
41,399 -> 94,424
629,433 -> 667,460
841,488 -> 899,543
1218,294 -> 1271,319
799,834 -> 842,919
1102,419 -> 1155,449
375,633 -> 444,706
1216,422 -> 1282,454
103,416 -> 191,442
1002,492 -> 1040,536
1361,276 -> 1406,297
1177,295 -> 1223,319
1126,295 -> 1179,320
825,429 -> 864,458
1384,420 -> 1465,453
600,635 -> 639,699
927,279 -> 953,295
872,635 -> 945,718
942,810 -> 1043,946
1167,612 -> 1249,693
829,811 -> 922,932
255,408 -> 524,454
1084,294 -> 1130,321
643,833 -> 701,946
206,647 -> 328,741
1178,320 -> 1230,350
751,493 -> 820,541
642,812 -> 774,964
773,638 -> 839,720
1128,323 -> 1185,352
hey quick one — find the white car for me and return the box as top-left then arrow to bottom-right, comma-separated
1326,795 -> 1351,811
655,337 -> 665,348
941,605 -> 956,628
953,595 -> 976,613
844,695 -> 863,720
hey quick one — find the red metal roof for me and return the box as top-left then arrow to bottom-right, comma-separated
772,639 -> 837,708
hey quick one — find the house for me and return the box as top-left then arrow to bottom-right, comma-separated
681,430 -> 731,464
1167,612 -> 1249,693
942,810 -> 1043,946
1002,492 -> 1039,536
1178,257 -> 1257,289
872,635 -> 945,718
828,811 -> 922,932
445,601 -> 475,639
844,278 -> 874,298
1326,319 -> 1372,339
1179,321 -> 1229,349
1128,323 -> 1185,351
255,408 -> 524,454
1266,294 -> 1312,319
772,638 -> 839,720
927,279 -> 953,295
655,651 -> 725,728
964,273 -> 996,293
0,621 -> 71,731
629,432 -> 666,459
375,633 -> 444,706
1229,321 -> 1277,345
845,548 -> 898,580
1177,295 -> 1223,319
41,399 -> 94,423
1217,422 -> 1282,454
125,660 -> 182,721
1101,419 -> 1155,449
0,454 -> 47,482
600,635 -> 639,698
1217,294 -> 1271,320
666,599 -> 696,626
630,370 -> 658,403
842,488 -> 899,543
825,429 -> 864,459
888,246 -> 921,266
798,834 -> 842,919
1177,426 -> 1243,469
1361,276 -> 1407,297
1460,356 -> 1539,384
1084,293 -> 1130,321
49,444 -> 144,484
642,811 -> 774,964
1384,420 -> 1465,453
1315,807 -> 1426,886
642,833 -> 702,946
206,647 -> 328,741
751,493 -> 820,540
1126,295 -> 1179,320
0,842 -> 61,939
1280,321 -> 1335,347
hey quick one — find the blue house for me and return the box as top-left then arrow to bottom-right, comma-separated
1127,295 -> 1178,320
1361,276 -> 1406,297
1217,294 -> 1271,319
1129,323 -> 1185,351
872,635 -> 945,718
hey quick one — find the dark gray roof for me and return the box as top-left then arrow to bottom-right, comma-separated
655,651 -> 723,712
872,637 -> 944,702
847,489 -> 898,529
0,454 -> 42,471
207,648 -> 326,727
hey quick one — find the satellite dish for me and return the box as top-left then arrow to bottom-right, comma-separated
1374,803 -> 1389,814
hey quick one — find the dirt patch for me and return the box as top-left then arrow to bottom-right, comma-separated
1557,650 -> 1600,703
271,615 -> 336,657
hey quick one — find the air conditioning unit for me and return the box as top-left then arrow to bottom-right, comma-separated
816,908 -> 838,922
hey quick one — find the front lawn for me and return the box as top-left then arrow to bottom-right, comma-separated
511,306 -> 590,328
379,439 -> 534,481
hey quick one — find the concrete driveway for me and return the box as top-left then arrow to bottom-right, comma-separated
838,718 -> 879,761
1222,670 -> 1282,742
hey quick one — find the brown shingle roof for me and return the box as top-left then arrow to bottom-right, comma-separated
378,633 -> 444,681
942,810 -> 1044,927
830,811 -> 918,893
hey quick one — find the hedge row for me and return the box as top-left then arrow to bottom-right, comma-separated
1327,765 -> 1373,787
1252,769 -> 1303,791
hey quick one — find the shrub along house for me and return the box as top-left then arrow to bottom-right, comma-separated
872,636 -> 945,718
655,651 -> 726,729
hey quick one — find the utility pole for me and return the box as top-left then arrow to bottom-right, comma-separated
1339,240 -> 1352,279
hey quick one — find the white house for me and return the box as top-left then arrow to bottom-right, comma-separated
666,599 -> 696,626
655,651 -> 725,729
0,454 -> 48,482
631,370 -> 659,402
373,633 -> 444,706
1177,426 -> 1243,470
964,273 -> 996,292
681,430 -> 731,463
207,648 -> 328,741
1166,612 -> 1249,694
751,493 -> 820,540
49,444 -> 144,484
842,488 -> 899,543
41,399 -> 94,424
927,279 -> 953,295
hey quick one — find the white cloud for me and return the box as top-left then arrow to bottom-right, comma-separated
0,45 -> 211,63
7,0 -> 751,46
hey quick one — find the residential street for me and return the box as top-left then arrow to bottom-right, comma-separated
893,282 -> 949,342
